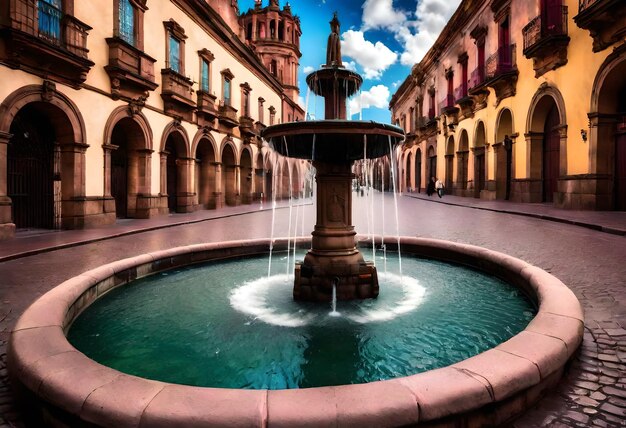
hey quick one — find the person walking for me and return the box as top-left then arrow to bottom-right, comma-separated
426,176 -> 436,196
435,178 -> 444,198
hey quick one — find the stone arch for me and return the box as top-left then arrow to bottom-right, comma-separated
525,85 -> 567,202
445,136 -> 455,190
415,147 -> 423,192
221,140 -> 239,206
457,129 -> 469,194
279,156 -> 290,199
589,45 -> 626,210
263,151 -> 274,201
192,131 -> 218,210
427,144 -> 437,183
495,108 -> 515,200
0,83 -> 88,233
161,123 -> 193,213
103,106 -> 154,219
405,150 -> 413,192
473,121 -> 487,198
240,146 -> 254,204
255,150 -> 265,202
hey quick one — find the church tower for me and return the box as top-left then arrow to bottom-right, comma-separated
239,0 -> 302,105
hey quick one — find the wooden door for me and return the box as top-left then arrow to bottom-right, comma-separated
543,105 -> 560,202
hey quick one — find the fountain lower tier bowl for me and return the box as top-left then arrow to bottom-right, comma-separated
8,237 -> 583,427
261,120 -> 404,162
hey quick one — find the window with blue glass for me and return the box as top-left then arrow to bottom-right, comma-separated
169,35 -> 180,73
38,0 -> 62,42
201,59 -> 210,92
224,78 -> 231,106
118,0 -> 135,46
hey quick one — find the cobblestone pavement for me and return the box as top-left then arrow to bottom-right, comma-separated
1,193 -> 625,427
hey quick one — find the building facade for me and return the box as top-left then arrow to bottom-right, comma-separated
389,0 -> 625,210
0,0 -> 307,239
239,0 -> 303,124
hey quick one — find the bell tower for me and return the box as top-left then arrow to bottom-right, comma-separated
239,1 -> 302,104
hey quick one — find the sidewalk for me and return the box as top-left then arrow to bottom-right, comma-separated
404,191 -> 626,236
0,200 -> 306,263
0,194 -> 624,264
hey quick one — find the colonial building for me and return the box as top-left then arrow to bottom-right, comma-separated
389,0 -> 625,210
239,0 -> 303,124
0,0 -> 307,239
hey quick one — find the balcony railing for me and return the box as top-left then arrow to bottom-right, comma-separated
486,44 -> 516,79
579,0 -> 600,12
438,94 -> 455,112
523,5 -> 568,52
454,84 -> 470,101
469,67 -> 486,89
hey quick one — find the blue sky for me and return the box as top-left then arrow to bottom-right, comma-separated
239,0 -> 461,123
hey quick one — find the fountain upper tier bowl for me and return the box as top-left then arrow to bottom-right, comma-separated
261,120 -> 405,163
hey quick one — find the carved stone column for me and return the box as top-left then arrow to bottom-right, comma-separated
0,131 -> 15,238
213,162 -> 224,209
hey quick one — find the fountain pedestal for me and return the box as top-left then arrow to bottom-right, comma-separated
261,13 -> 403,302
294,161 -> 378,302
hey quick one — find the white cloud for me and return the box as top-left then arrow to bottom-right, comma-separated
362,0 -> 407,31
392,80 -> 402,88
302,66 -> 315,74
396,0 -> 461,65
344,60 -> 357,72
348,84 -> 391,116
341,30 -> 397,79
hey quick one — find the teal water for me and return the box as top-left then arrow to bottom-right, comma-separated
68,252 -> 536,389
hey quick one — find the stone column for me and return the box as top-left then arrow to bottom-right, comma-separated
102,144 -> 117,197
159,152 -> 168,195
59,141 -> 88,229
213,162 -> 223,209
0,131 -> 15,238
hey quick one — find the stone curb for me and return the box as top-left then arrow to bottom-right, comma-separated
7,237 -> 584,427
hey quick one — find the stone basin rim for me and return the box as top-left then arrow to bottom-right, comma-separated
7,236 -> 584,427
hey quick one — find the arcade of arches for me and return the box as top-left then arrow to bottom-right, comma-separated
0,86 -> 308,239
398,48 -> 626,212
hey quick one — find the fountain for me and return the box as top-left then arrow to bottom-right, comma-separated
6,13 -> 584,428
261,13 -> 404,302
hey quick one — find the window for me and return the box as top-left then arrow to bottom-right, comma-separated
198,49 -> 214,93
38,0 -> 62,42
258,98 -> 265,123
221,69 -> 234,106
269,106 -> 276,125
169,35 -> 180,73
240,83 -> 252,117
164,20 -> 187,75
118,0 -> 135,45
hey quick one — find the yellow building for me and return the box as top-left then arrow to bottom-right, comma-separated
0,0 -> 307,239
389,0 -> 625,210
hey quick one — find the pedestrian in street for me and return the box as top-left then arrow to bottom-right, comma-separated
426,176 -> 436,196
435,177 -> 444,198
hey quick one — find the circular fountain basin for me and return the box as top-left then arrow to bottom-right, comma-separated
306,68 -> 363,98
8,237 -> 583,427
261,120 -> 404,162
66,252 -> 535,389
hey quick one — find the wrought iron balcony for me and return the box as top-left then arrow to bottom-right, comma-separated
468,67 -> 486,92
0,0 -> 94,87
522,6 -> 570,77
574,0 -> 625,52
486,45 -> 516,79
484,44 -> 518,104
439,94 -> 458,116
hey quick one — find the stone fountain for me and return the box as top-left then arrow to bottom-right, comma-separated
261,13 -> 404,302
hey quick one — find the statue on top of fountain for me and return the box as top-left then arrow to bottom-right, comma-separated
325,12 -> 342,68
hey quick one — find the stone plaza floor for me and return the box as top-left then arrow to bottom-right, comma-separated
1,192 -> 625,427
